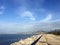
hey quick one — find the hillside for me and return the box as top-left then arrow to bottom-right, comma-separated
48,29 -> 60,35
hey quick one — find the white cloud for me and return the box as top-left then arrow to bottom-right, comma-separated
16,7 -> 35,20
21,11 -> 35,20
33,19 -> 60,31
16,6 -> 36,21
30,17 -> 35,21
22,11 -> 32,17
40,14 -> 52,22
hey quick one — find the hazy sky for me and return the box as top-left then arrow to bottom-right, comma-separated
0,0 -> 60,34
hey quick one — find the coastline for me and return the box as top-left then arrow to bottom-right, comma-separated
10,34 -> 60,45
10,34 -> 42,45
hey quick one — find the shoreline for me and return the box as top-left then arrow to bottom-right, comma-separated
10,34 -> 60,45
10,34 -> 42,45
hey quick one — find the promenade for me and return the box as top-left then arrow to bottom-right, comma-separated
10,34 -> 60,45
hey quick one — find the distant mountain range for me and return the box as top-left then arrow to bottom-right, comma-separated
48,29 -> 60,35
18,30 -> 46,34
18,29 -> 60,35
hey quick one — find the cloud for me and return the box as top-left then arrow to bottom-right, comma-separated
32,14 -> 60,31
14,0 -> 45,21
0,6 -> 5,15
40,14 -> 52,22
0,19 -> 60,34
33,19 -> 60,31
16,6 -> 35,21
21,11 -> 35,20
22,11 -> 32,17
30,17 -> 35,21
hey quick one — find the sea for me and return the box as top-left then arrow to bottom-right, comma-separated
0,34 -> 34,45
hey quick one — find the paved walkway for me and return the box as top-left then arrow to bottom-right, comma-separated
36,34 -> 60,45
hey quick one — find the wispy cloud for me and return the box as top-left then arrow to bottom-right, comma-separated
14,0 -> 45,21
0,18 -> 60,34
34,19 -> 60,31
40,14 -> 52,22
0,0 -> 60,34
0,6 -> 5,15
21,11 -> 35,20
16,6 -> 35,21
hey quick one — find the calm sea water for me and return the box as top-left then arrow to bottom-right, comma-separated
0,34 -> 34,45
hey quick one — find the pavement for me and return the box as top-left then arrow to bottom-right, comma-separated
36,34 -> 60,45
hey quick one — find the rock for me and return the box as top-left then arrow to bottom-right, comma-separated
10,34 -> 60,45
10,35 -> 41,45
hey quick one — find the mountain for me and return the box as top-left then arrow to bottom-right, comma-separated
18,30 -> 46,34
48,29 -> 60,35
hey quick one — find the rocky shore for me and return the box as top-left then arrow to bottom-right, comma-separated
10,34 -> 60,45
10,34 -> 42,45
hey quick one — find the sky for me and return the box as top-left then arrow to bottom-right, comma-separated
0,0 -> 60,34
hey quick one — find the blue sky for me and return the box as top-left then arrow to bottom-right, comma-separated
0,0 -> 60,34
